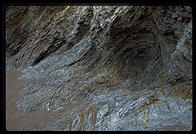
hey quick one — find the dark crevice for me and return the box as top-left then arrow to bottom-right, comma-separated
31,38 -> 66,66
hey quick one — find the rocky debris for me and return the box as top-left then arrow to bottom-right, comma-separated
6,6 -> 192,130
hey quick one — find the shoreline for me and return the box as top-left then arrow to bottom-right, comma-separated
6,70 -> 75,131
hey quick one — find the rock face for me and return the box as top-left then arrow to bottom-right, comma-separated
6,6 -> 192,131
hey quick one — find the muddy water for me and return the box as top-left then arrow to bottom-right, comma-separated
6,70 -> 77,131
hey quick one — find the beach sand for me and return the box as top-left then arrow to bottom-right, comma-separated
6,70 -> 76,131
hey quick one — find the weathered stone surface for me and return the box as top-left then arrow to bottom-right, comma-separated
6,6 -> 192,131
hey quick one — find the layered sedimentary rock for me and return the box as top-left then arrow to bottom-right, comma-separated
6,6 -> 192,130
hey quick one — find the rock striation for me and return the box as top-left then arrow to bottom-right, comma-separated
6,6 -> 192,130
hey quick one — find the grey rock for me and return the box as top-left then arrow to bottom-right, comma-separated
6,6 -> 192,131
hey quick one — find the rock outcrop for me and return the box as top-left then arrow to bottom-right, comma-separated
6,6 -> 192,130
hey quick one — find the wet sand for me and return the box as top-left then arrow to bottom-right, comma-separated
6,70 -> 76,131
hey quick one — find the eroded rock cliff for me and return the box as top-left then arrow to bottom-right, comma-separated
6,6 -> 192,130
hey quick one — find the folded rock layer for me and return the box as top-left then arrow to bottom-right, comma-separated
6,6 -> 192,131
